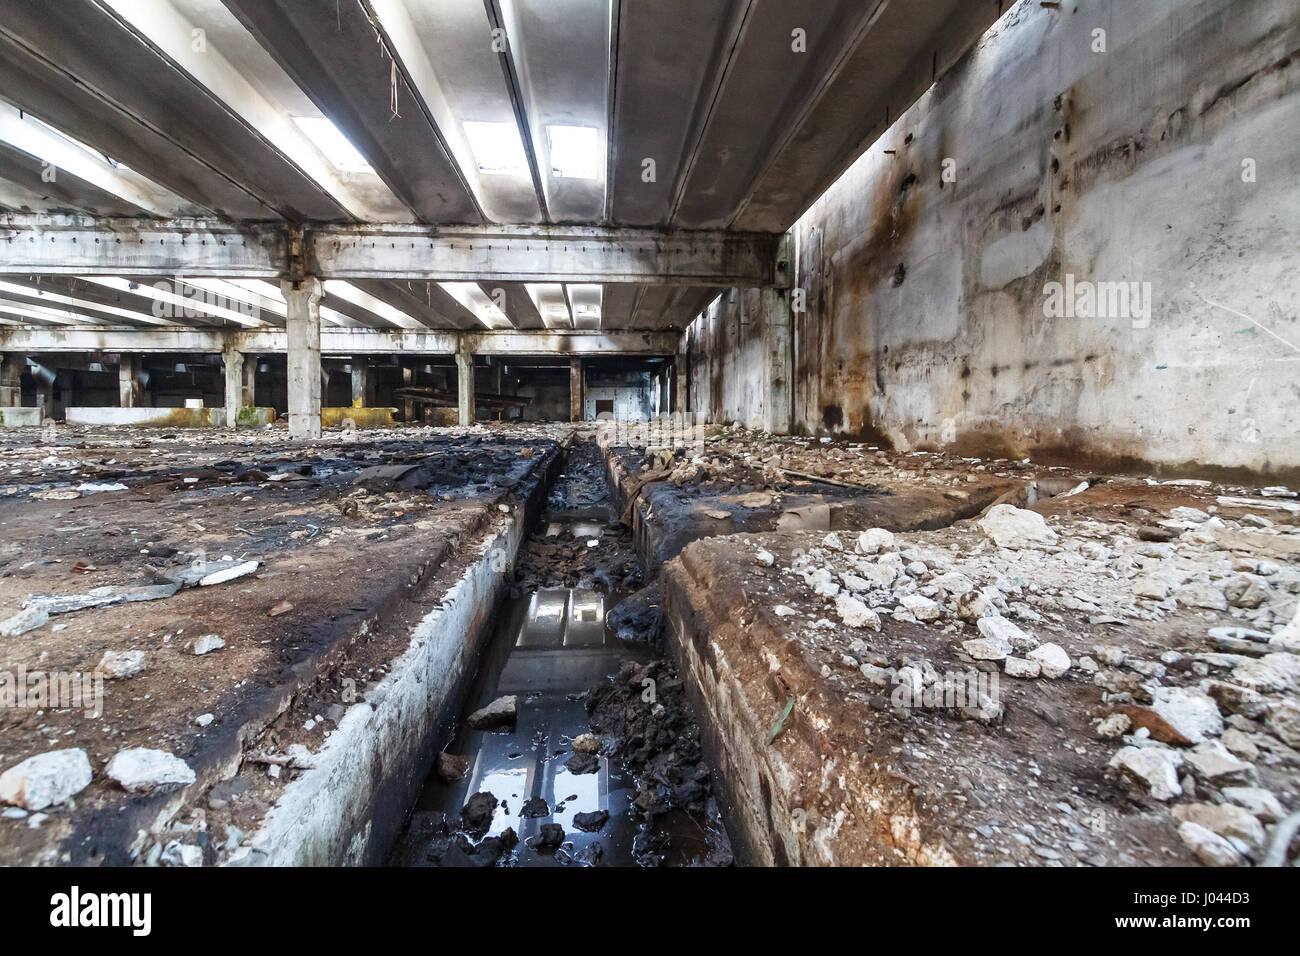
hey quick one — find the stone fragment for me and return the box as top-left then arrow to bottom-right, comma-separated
97,649 -> 146,679
835,593 -> 881,631
1177,822 -> 1242,867
899,594 -> 941,622
977,615 -> 1037,652
1172,803 -> 1266,847
466,695 -> 518,729
192,634 -> 225,656
1220,786 -> 1285,823
105,748 -> 195,793
436,752 -> 469,783
977,505 -> 1058,550
1149,686 -> 1223,744
1183,740 -> 1255,785
1003,657 -> 1040,679
856,528 -> 895,554
0,749 -> 93,810
1108,746 -> 1183,800
1027,643 -> 1070,679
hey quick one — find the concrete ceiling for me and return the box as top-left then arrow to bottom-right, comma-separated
0,0 -> 1003,334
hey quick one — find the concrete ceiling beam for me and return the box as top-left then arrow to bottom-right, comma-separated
0,214 -> 780,286
0,326 -> 680,356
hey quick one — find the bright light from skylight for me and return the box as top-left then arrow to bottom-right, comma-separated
547,125 -> 601,179
291,116 -> 372,172
463,121 -> 528,176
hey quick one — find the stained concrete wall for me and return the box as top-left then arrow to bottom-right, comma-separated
688,0 -> 1300,480
687,289 -> 775,430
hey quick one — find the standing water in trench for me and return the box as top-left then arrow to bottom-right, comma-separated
389,435 -> 733,867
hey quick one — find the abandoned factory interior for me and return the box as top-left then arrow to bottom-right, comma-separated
0,0 -> 1298,888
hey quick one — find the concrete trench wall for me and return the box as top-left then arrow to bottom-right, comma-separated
231,445 -> 565,866
687,0 -> 1300,481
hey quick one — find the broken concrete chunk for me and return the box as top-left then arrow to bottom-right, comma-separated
193,634 -> 225,656
1174,582 -> 1228,612
1094,713 -> 1131,738
198,560 -> 260,587
0,749 -> 93,811
1177,821 -> 1243,867
962,635 -> 1011,661
856,528 -> 895,554
976,615 -> 1036,652
1108,746 -> 1183,800
1172,803 -> 1266,847
1027,642 -> 1070,678
436,752 -> 469,783
25,583 -> 180,617
1265,699 -> 1300,748
899,594 -> 941,622
977,504 -> 1058,550
1220,786 -> 1285,824
160,841 -> 203,867
97,649 -> 147,679
1183,740 -> 1255,785
571,733 -> 599,755
0,605 -> 49,637
466,695 -> 517,729
1003,656 -> 1041,679
835,593 -> 881,631
1149,686 -> 1223,744
105,748 -> 195,793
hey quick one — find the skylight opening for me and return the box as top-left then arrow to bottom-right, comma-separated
463,121 -> 528,176
547,125 -> 601,180
291,116 -> 373,173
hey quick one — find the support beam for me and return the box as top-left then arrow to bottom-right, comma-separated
222,342 -> 244,428
0,327 -> 681,356
570,357 -> 584,423
0,215 -> 778,285
0,353 -> 21,407
282,278 -> 323,440
117,354 -> 141,408
455,341 -> 475,427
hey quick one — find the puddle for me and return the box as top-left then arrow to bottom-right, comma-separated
390,508 -> 728,867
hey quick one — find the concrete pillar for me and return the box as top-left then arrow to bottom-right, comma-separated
222,342 -> 244,428
455,342 -> 475,426
350,361 -> 370,408
282,277 -> 323,440
760,286 -> 792,434
118,355 -> 141,408
401,366 -> 416,422
569,357 -> 583,422
36,378 -> 53,415
673,340 -> 689,414
0,354 -> 21,407
242,356 -> 257,409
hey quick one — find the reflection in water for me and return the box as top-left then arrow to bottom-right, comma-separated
395,513 -> 721,867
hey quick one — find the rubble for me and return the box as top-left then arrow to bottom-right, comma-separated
0,749 -> 93,811
105,748 -> 196,793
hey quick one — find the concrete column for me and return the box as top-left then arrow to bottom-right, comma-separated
242,356 -> 257,409
36,378 -> 53,415
674,341 -> 688,414
760,286 -> 792,434
282,277 -> 323,440
569,357 -> 583,422
455,342 -> 475,426
401,366 -> 416,422
118,355 -> 141,408
222,342 -> 244,428
0,354 -> 21,407
350,362 -> 370,408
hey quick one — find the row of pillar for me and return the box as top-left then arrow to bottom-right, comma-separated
2,273 -> 708,433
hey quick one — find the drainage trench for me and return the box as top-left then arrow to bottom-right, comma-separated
387,435 -> 734,867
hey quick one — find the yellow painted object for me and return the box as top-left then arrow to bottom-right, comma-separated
321,406 -> 397,428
